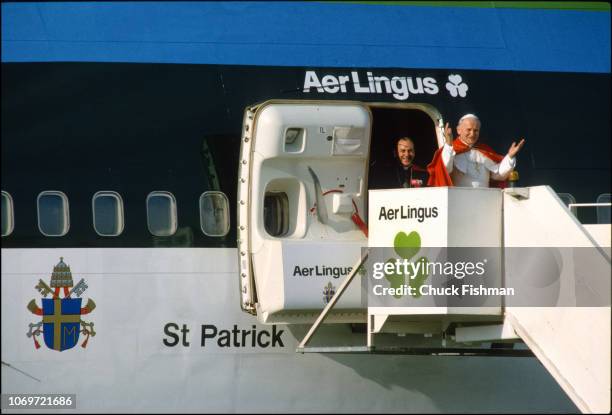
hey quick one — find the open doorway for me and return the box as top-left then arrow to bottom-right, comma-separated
367,105 -> 440,190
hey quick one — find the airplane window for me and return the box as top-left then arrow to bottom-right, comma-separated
146,191 -> 177,237
557,193 -> 577,216
93,191 -> 125,236
199,191 -> 230,237
264,192 -> 289,237
37,191 -> 70,236
1,191 -> 14,236
284,127 -> 305,153
596,193 -> 611,224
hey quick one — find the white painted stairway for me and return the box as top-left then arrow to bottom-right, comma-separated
503,186 -> 610,414
299,185 -> 610,413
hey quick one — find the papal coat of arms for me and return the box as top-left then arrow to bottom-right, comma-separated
323,282 -> 336,304
26,257 -> 96,351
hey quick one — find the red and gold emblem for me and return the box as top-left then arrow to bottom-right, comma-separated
26,257 -> 96,351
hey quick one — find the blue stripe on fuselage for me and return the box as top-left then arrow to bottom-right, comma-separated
1,2 -> 609,73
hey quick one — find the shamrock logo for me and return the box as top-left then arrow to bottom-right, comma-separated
357,263 -> 367,277
445,74 -> 469,98
384,231 -> 429,298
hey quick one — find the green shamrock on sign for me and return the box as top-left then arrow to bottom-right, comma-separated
384,231 -> 429,298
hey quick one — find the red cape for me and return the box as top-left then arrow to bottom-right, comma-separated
426,138 -> 506,188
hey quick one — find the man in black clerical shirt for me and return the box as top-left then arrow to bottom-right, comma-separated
390,137 -> 428,188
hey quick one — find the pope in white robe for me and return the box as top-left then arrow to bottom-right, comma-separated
427,114 -> 525,188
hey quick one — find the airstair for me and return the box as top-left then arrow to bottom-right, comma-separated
297,185 -> 610,414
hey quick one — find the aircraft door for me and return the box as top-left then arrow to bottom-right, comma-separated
238,101 -> 371,323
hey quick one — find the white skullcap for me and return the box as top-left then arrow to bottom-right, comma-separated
458,113 -> 480,124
